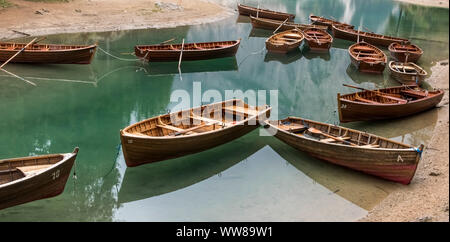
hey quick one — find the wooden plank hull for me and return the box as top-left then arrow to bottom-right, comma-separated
332,25 -> 409,47
309,14 -> 354,30
303,28 -> 333,52
389,61 -> 427,85
265,118 -> 423,184
349,42 -> 387,74
0,148 -> 78,210
135,40 -> 240,62
338,86 -> 444,122
0,43 -> 97,64
388,42 -> 423,63
120,100 -> 271,167
238,4 -> 295,21
265,29 -> 304,54
250,16 -> 327,32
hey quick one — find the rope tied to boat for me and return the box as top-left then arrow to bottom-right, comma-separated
414,147 -> 423,155
97,46 -> 140,62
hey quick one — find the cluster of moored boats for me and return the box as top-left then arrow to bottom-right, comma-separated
0,3 -> 445,210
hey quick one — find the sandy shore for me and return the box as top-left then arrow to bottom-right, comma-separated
361,60 -> 449,222
395,0 -> 449,8
0,0 -> 233,40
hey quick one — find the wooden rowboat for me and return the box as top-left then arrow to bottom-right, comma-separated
265,117 -> 424,184
309,14 -> 354,30
337,85 -> 444,122
0,42 -> 97,64
389,61 -> 428,85
250,16 -> 328,32
332,25 -> 409,47
265,29 -> 304,54
120,99 -> 271,167
237,3 -> 295,21
349,41 -> 387,74
0,148 -> 78,210
388,42 -> 423,63
135,40 -> 240,62
302,27 -> 333,52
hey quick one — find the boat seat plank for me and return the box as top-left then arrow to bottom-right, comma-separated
355,97 -> 383,104
190,115 -> 229,127
400,89 -> 428,98
360,144 -> 380,148
223,106 -> 259,116
375,94 -> 408,104
279,124 -> 307,133
156,124 -> 188,133
320,137 -> 351,143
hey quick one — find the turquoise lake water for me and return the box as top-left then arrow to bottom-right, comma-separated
0,0 -> 448,221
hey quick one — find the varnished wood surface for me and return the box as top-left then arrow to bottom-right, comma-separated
237,3 -> 295,21
332,25 -> 409,47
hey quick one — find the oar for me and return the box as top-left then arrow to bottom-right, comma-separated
159,38 -> 176,45
273,18 -> 289,34
0,68 -> 37,86
0,37 -> 38,69
308,127 -> 357,146
178,38 -> 184,74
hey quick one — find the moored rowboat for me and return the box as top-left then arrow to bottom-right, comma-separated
120,99 -> 271,167
0,42 -> 97,64
237,3 -> 295,21
388,42 -> 423,63
265,29 -> 304,54
302,27 -> 333,52
0,148 -> 79,210
337,85 -> 444,122
309,14 -> 354,30
265,117 -> 424,184
250,16 -> 328,32
389,61 -> 427,85
332,25 -> 409,47
135,40 -> 240,62
348,41 -> 387,74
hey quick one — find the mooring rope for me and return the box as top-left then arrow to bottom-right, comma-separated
238,46 -> 266,67
97,46 -> 141,62
101,143 -> 122,179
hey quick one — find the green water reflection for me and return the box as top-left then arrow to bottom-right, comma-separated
0,0 -> 448,221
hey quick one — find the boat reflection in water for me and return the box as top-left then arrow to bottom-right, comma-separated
116,133 -> 368,221
142,57 -> 238,76
264,48 -> 302,64
345,64 -> 390,86
302,48 -> 331,61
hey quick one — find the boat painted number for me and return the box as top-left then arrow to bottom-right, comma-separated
397,155 -> 404,163
341,104 -> 347,109
51,170 -> 60,180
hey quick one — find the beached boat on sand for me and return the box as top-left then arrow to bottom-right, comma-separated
0,148 -> 79,210
120,99 -> 271,167
265,29 -> 304,54
265,117 -> 423,184
237,3 -> 295,21
389,61 -> 427,85
0,42 -> 97,64
337,85 -> 444,123
348,41 -> 387,74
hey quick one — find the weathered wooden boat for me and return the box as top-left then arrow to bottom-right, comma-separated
120,99 -> 271,167
0,42 -> 97,64
0,148 -> 78,210
388,42 -> 423,63
309,14 -> 354,30
135,40 -> 240,62
265,29 -> 304,54
332,25 -> 409,47
337,85 -> 444,122
265,117 -> 424,184
237,3 -> 295,21
250,16 -> 328,32
389,61 -> 428,85
349,41 -> 387,74
302,27 -> 333,52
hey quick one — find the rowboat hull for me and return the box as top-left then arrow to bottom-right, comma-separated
120,100 -> 271,167
303,28 -> 333,52
135,40 -> 240,62
349,42 -> 387,74
0,148 -> 78,210
0,44 -> 97,64
250,16 -> 327,32
337,86 -> 444,122
309,15 -> 354,30
265,29 -> 304,54
389,61 -> 427,85
238,4 -> 295,21
265,118 -> 423,184
332,25 -> 409,47
388,42 -> 423,63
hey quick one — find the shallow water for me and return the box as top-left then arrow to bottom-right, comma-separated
0,0 -> 448,221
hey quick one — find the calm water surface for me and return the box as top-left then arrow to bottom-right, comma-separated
0,0 -> 448,221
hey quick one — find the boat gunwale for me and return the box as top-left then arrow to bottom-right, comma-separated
332,24 -> 409,42
388,42 -> 423,55
266,29 -> 304,46
388,61 -> 428,76
237,3 -> 295,18
348,41 -> 387,64
0,43 -> 97,53
135,40 -> 240,53
265,117 -> 417,150
249,16 -> 328,31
